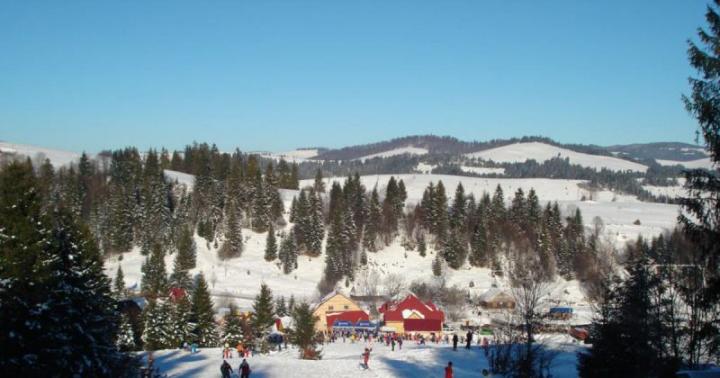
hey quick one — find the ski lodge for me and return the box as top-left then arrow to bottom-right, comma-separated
312,292 -> 370,333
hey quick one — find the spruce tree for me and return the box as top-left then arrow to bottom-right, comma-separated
219,204 -> 243,260
275,296 -> 288,317
432,254 -> 443,277
117,313 -> 137,352
449,183 -> 467,231
141,243 -> 168,298
680,1 -> 720,364
191,273 -> 219,347
469,220 -> 488,267
418,233 -> 427,257
313,168 -> 325,193
265,224 -> 278,261
291,302 -> 321,359
0,161 -> 127,375
442,229 -> 467,269
174,226 -> 197,270
363,187 -> 382,252
279,230 -> 299,274
306,190 -> 325,256
142,300 -> 174,350
252,283 -> 275,353
171,295 -> 194,346
222,304 -> 245,346
114,265 -> 127,298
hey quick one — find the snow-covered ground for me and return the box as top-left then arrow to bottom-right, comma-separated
465,142 -> 648,172
0,141 -> 82,167
656,157 -> 716,170
165,170 -> 196,191
357,146 -> 428,162
459,166 -> 505,175
141,334 -> 585,378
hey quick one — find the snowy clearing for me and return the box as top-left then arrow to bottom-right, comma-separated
141,334 -> 585,378
356,147 -> 429,162
460,166 -> 505,175
0,141 -> 82,167
164,170 -> 196,191
656,157 -> 716,170
465,142 -> 648,172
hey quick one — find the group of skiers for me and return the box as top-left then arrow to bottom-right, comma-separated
220,342 -> 254,360
220,359 -> 251,378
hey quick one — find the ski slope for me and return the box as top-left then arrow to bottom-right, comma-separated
465,142 -> 648,172
141,334 -> 584,378
0,141 -> 82,167
357,146 -> 429,162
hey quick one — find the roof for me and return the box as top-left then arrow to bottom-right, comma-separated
380,294 -> 444,322
314,291 -> 356,311
326,310 -> 369,328
478,288 -> 514,303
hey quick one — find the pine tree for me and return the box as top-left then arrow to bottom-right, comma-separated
175,226 -> 197,270
275,296 -> 288,317
251,172 -> 271,232
469,220 -> 488,267
191,273 -> 219,347
442,229 -> 468,269
291,302 -> 321,359
219,204 -> 243,260
432,254 -> 443,277
117,313 -> 137,351
141,243 -> 169,298
363,187 -> 382,252
252,283 -> 275,353
279,230 -> 299,274
450,183 -> 467,231
222,304 -> 245,346
265,225 -> 278,261
0,161 -> 128,375
171,295 -> 194,346
288,295 -> 296,313
418,233 -> 427,257
432,181 -> 449,244
114,265 -> 127,298
313,168 -> 325,193
142,300 -> 175,350
680,1 -> 720,364
306,190 -> 325,256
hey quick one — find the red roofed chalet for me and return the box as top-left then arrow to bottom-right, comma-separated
379,294 -> 444,335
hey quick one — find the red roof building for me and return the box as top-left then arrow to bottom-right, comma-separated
325,310 -> 370,329
379,294 -> 444,334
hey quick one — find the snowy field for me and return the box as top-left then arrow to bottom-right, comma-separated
0,141 -> 82,167
465,142 -> 648,172
656,157 -> 715,170
356,146 -> 429,162
141,334 -> 585,378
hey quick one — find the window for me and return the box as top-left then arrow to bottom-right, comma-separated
344,305 -> 349,310
328,306 -> 334,310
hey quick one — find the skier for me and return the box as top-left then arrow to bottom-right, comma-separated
220,360 -> 233,378
445,361 -> 454,378
239,358 -> 251,378
398,336 -> 403,350
482,337 -> 490,356
466,330 -> 473,349
361,347 -> 371,369
452,334 -> 458,351
391,337 -> 396,351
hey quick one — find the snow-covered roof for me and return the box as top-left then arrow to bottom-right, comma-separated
478,288 -> 513,303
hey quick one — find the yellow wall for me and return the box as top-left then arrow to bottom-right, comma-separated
312,293 -> 363,332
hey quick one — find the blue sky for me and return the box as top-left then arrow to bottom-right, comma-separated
0,1 -> 711,153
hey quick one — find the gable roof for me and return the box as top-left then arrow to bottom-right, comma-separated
381,294 -> 444,322
478,288 -> 514,303
313,291 -> 357,311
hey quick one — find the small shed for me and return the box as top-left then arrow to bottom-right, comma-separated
478,289 -> 516,309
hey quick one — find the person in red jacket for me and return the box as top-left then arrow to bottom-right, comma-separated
445,361 -> 453,378
362,347 -> 371,369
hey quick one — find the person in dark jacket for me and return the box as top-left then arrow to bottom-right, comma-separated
220,360 -> 233,378
239,358 -> 251,378
452,334 -> 459,351
466,330 -> 473,349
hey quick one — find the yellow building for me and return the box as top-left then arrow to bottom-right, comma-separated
312,292 -> 367,332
